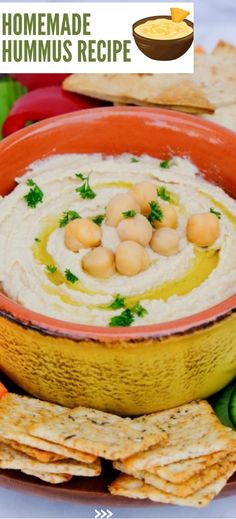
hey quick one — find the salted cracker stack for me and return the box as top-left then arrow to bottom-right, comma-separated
110,401 -> 236,506
29,406 -> 168,460
0,393 -> 97,464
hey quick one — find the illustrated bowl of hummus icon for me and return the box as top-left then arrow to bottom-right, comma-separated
133,15 -> 194,61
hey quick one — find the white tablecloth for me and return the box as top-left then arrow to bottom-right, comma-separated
0,0 -> 236,516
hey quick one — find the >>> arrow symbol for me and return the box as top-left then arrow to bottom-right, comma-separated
94,510 -> 101,519
106,510 -> 113,519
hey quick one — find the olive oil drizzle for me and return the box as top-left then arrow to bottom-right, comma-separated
33,182 -> 225,312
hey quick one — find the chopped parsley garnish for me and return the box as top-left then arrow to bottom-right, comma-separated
131,303 -> 148,318
210,207 -> 221,219
157,186 -> 171,202
46,264 -> 57,274
34,237 -> 41,243
109,295 -> 125,310
75,173 -> 86,181
160,159 -> 171,169
109,302 -> 148,326
130,157 -> 140,163
76,174 -> 96,200
148,201 -> 163,226
91,214 -> 106,226
65,269 -> 79,284
122,210 -> 137,219
24,179 -> 44,208
59,210 -> 81,228
109,309 -> 134,327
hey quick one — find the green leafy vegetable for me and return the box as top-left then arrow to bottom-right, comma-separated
0,77 -> 27,140
109,309 -> 134,327
157,186 -> 171,202
76,175 -> 96,200
34,237 -> 41,243
91,214 -> 106,226
75,173 -> 86,181
59,210 -> 81,228
24,179 -> 44,208
109,295 -> 125,310
131,303 -> 148,317
210,208 -> 222,219
160,159 -> 171,169
46,264 -> 57,274
148,201 -> 163,226
130,157 -> 140,163
122,210 -> 137,219
65,269 -> 79,284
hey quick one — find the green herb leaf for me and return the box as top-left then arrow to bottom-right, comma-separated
148,200 -> 163,226
157,186 -> 171,202
91,214 -> 106,226
210,207 -> 221,219
24,179 -> 44,208
109,295 -> 125,310
76,175 -> 96,200
130,157 -> 140,163
65,269 -> 79,284
0,77 -> 27,140
75,173 -> 86,181
46,264 -> 57,274
59,210 -> 81,228
122,210 -> 137,219
34,237 -> 41,243
160,159 -> 171,169
131,303 -> 148,318
109,309 -> 134,327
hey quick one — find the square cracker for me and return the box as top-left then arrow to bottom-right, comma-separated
0,443 -> 101,476
122,401 -> 236,471
109,463 -> 236,508
114,456 -> 231,497
30,406 -> 167,460
19,468 -> 72,484
0,393 -> 96,464
0,438 -> 65,463
148,450 -> 229,483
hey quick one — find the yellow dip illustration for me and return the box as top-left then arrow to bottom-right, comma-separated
134,18 -> 193,40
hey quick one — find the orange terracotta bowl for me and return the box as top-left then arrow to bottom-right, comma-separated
0,107 -> 236,416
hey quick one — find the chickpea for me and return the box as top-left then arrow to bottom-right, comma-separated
130,182 -> 158,215
106,193 -> 140,227
153,202 -> 178,229
64,218 -> 101,252
82,247 -> 116,278
115,240 -> 150,276
117,214 -> 153,247
151,228 -> 180,256
186,213 -> 220,247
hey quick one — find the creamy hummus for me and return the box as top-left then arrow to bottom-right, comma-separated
135,19 -> 193,40
0,153 -> 236,327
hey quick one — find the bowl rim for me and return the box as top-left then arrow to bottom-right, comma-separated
0,105 -> 236,342
132,15 -> 194,43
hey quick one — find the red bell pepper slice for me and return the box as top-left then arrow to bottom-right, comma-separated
0,382 -> 8,399
10,74 -> 70,90
2,86 -> 107,137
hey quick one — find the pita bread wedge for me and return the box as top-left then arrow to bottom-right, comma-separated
0,393 -> 96,464
64,43 -> 236,113
122,401 -> 236,471
0,438 -> 65,463
30,406 -> 167,460
20,469 -> 72,484
0,443 -> 101,476
148,450 -> 229,483
109,463 -> 236,507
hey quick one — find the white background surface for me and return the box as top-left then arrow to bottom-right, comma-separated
0,0 -> 236,517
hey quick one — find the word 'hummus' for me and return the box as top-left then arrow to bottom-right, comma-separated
0,153 -> 236,327
134,19 -> 193,40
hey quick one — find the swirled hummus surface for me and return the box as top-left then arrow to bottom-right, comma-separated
135,19 -> 193,40
0,153 -> 236,327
